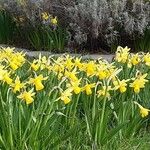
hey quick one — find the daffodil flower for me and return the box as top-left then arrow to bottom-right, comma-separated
128,53 -> 141,68
64,55 -> 74,70
130,73 -> 148,93
17,89 -> 35,104
97,70 -> 107,80
97,86 -> 112,98
41,12 -> 50,20
74,57 -> 83,69
11,76 -> 25,93
67,79 -> 82,94
3,72 -> 13,85
65,69 -> 78,82
30,60 -> 40,71
60,88 -> 73,104
115,46 -> 130,63
0,66 -> 13,85
84,61 -> 97,76
3,47 -> 15,56
29,75 -> 48,91
113,79 -> 130,93
9,61 -> 19,70
0,66 -> 7,80
143,53 -> 150,66
51,16 -> 58,25
134,101 -> 150,118
130,53 -> 140,65
82,83 -> 96,95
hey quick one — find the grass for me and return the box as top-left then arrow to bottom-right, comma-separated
114,133 -> 150,150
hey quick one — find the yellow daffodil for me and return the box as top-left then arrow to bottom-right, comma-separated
130,53 -> 141,66
130,73 -> 148,93
73,86 -> 81,94
0,66 -> 7,80
8,52 -> 25,70
60,88 -> 73,104
65,69 -> 78,82
3,72 -> 13,85
97,70 -> 107,80
115,46 -> 130,63
134,101 -> 150,118
113,79 -> 130,93
53,64 -> 64,73
41,12 -> 50,20
82,83 -> 95,95
31,60 -> 40,71
67,79 -> 82,94
9,61 -> 19,70
15,52 -> 26,65
11,76 -> 25,93
143,53 -> 150,66
84,61 -> 97,76
74,57 -> 83,69
17,89 -> 35,104
0,69 -> 13,85
64,55 -> 74,70
97,86 -> 112,98
51,16 -> 58,25
29,75 -> 48,91
105,65 -> 117,79
3,47 -> 15,56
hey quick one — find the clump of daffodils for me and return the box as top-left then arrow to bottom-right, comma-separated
0,46 -> 150,109
41,12 -> 58,27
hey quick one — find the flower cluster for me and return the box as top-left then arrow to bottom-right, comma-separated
0,46 -> 150,118
41,12 -> 58,27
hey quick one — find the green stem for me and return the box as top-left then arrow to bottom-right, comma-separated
99,96 -> 107,143
18,101 -> 22,147
98,85 -> 108,144
71,94 -> 80,126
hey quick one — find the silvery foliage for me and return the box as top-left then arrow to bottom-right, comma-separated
65,0 -> 150,45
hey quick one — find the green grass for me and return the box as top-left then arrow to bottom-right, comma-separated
112,133 -> 150,150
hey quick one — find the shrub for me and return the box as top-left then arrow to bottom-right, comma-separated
65,0 -> 150,49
